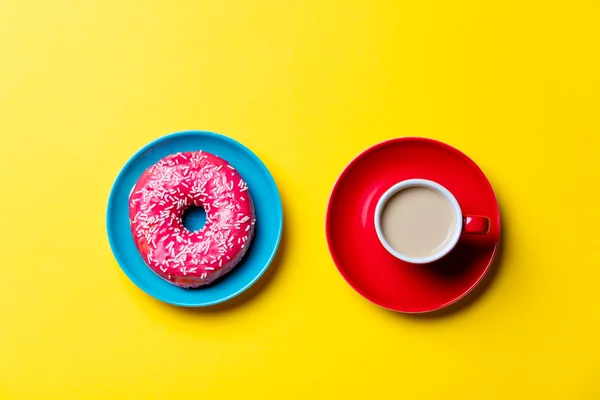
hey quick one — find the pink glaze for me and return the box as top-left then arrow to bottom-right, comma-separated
128,151 -> 255,288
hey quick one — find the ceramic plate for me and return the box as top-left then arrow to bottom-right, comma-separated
107,131 -> 283,306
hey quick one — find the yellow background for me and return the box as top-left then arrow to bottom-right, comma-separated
1,0 -> 599,398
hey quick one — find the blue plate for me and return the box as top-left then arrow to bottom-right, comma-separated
106,131 -> 283,307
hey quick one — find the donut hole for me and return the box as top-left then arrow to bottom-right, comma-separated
182,206 -> 207,232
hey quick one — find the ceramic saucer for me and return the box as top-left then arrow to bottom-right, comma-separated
326,137 -> 500,313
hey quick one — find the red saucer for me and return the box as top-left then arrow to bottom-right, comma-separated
326,138 -> 500,313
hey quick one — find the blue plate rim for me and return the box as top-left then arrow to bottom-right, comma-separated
106,130 -> 283,307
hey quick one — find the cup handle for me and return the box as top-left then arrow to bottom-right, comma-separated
463,215 -> 490,234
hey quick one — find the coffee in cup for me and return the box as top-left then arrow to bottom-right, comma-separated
374,179 -> 489,263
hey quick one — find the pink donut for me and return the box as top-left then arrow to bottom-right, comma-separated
128,151 -> 256,288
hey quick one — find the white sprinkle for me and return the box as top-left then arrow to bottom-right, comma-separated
226,164 -> 235,170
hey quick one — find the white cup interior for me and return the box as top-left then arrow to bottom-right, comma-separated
374,179 -> 463,264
